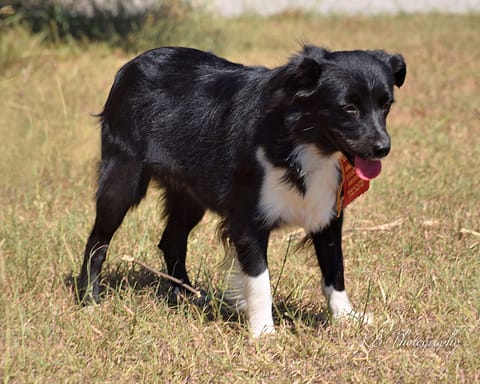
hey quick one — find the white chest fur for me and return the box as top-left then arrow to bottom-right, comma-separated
256,145 -> 340,234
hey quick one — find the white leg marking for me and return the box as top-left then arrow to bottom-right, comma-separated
224,247 -> 275,337
323,284 -> 373,325
244,269 -> 275,338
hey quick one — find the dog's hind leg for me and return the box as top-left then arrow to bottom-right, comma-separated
158,187 -> 205,298
77,157 -> 149,303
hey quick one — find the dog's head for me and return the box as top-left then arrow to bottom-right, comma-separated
268,46 -> 406,179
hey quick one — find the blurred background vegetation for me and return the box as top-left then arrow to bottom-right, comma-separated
0,0 -> 224,70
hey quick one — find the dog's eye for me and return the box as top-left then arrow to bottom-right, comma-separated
343,105 -> 359,119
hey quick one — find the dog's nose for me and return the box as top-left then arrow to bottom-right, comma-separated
372,142 -> 390,158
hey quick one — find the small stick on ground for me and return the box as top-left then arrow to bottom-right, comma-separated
344,217 -> 405,234
121,255 -> 202,298
460,228 -> 480,238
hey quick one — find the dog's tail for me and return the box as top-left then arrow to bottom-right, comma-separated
100,60 -> 136,119
95,59 -> 144,160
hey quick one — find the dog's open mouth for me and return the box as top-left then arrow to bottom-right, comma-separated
337,144 -> 383,181
339,148 -> 383,181
353,156 -> 382,181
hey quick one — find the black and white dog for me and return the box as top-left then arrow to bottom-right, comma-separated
78,45 -> 406,337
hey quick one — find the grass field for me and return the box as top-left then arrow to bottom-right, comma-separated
1,13 -> 479,383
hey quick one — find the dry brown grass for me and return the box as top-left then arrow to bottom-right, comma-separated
1,13 -> 479,383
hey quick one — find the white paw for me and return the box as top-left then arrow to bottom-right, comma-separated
323,284 -> 374,325
333,309 -> 374,325
249,322 -> 276,338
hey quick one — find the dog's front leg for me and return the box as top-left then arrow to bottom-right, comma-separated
227,221 -> 274,337
312,213 -> 372,324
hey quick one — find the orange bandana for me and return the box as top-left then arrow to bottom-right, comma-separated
336,156 -> 370,216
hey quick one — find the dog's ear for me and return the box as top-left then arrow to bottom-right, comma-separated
369,50 -> 407,88
268,55 -> 323,100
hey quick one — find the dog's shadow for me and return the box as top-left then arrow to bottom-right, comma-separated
64,268 -> 330,332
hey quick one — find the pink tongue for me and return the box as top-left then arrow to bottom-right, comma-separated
354,156 -> 382,181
